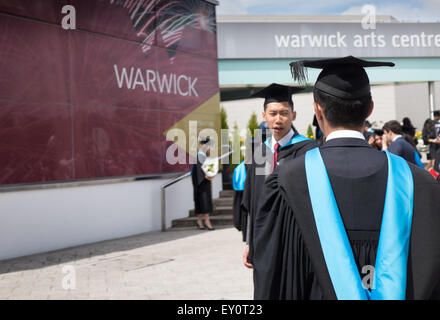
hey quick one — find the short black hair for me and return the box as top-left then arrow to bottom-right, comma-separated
313,89 -> 372,128
383,120 -> 402,134
199,137 -> 210,145
434,110 -> 440,117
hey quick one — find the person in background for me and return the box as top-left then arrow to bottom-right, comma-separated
363,120 -> 374,140
312,115 -> 324,145
402,117 -> 416,139
434,110 -> 440,137
383,120 -> 424,168
367,129 -> 383,151
433,111 -> 440,168
191,137 -> 215,230
422,118 -> 437,169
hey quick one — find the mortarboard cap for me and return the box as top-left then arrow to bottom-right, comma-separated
251,83 -> 304,109
199,137 -> 210,145
289,56 -> 394,99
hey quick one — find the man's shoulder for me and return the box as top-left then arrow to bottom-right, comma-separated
278,153 -> 308,185
389,139 -> 404,152
284,138 -> 318,154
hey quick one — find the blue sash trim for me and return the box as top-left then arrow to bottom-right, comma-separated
232,161 -> 247,191
264,134 -> 311,153
370,151 -> 414,300
305,148 -> 414,300
414,150 -> 424,168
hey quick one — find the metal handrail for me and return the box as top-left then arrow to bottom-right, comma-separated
160,150 -> 233,231
161,171 -> 192,231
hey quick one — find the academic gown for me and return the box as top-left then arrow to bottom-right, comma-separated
232,161 -> 248,240
191,152 -> 213,214
253,138 -> 440,300
241,131 -> 317,261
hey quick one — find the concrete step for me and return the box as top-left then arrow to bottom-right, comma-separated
220,190 -> 235,198
189,206 -> 233,217
213,197 -> 233,207
172,214 -> 233,228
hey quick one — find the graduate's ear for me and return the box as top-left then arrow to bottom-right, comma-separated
314,102 -> 323,121
262,110 -> 267,122
291,110 -> 297,121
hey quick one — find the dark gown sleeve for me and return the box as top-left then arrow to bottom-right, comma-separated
241,163 -> 254,244
194,154 -> 206,186
233,190 -> 243,232
253,170 -> 321,299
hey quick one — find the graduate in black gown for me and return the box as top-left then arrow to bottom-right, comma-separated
253,56 -> 440,300
233,122 -> 269,242
191,137 -> 215,230
241,83 -> 317,268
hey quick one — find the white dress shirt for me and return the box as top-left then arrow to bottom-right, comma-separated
326,130 -> 365,141
392,134 -> 402,142
271,128 -> 294,150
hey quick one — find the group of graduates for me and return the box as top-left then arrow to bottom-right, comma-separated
231,56 -> 440,300
363,115 -> 440,176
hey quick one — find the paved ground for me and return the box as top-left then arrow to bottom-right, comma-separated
0,227 -> 253,300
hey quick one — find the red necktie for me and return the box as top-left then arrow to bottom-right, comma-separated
273,142 -> 280,171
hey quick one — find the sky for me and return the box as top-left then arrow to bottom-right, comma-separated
216,0 -> 440,22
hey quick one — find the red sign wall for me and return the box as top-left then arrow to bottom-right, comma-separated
0,0 -> 219,185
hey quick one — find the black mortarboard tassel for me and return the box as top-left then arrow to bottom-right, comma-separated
289,56 -> 395,99
250,83 -> 304,109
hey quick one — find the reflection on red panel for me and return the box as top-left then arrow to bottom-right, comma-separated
155,0 -> 217,59
0,102 -> 73,185
70,31 -> 159,110
0,0 -> 66,25
159,111 -> 192,174
160,140 -> 192,174
74,106 -> 161,179
0,0 -> 219,186
70,0 -> 149,43
156,47 -> 218,113
0,15 -> 70,104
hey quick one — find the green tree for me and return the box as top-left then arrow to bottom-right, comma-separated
220,107 -> 229,130
306,124 -> 314,139
247,112 -> 259,138
228,122 -> 242,171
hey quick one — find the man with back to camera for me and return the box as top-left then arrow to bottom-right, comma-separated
253,56 -> 440,300
241,83 -> 317,269
382,120 -> 424,168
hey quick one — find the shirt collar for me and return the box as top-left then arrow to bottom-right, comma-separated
271,128 -> 294,150
326,130 -> 366,142
392,135 -> 402,142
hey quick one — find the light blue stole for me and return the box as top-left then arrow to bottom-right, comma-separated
233,161 -> 247,191
305,148 -> 414,300
264,134 -> 312,153
414,150 -> 424,168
